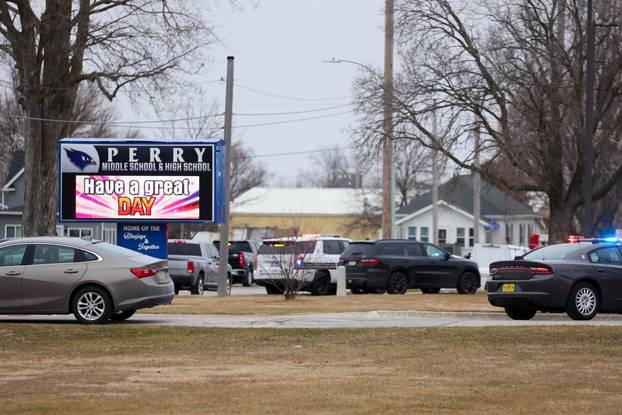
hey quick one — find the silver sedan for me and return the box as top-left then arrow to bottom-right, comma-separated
0,237 -> 174,324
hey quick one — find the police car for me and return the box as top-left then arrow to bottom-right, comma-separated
255,235 -> 350,295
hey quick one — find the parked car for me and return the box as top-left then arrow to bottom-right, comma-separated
340,240 -> 480,294
167,239 -> 231,295
0,237 -> 174,324
487,239 -> 622,320
255,235 -> 350,295
466,243 -> 530,282
214,240 -> 259,287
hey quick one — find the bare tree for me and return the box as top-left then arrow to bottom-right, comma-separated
296,145 -> 361,188
0,1 -> 218,235
230,141 -> 269,201
354,0 -> 622,242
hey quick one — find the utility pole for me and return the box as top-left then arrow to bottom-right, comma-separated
382,0 -> 394,239
218,56 -> 234,297
432,109 -> 439,245
582,0 -> 595,238
473,116 -> 481,246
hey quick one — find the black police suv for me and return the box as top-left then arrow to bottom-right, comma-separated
487,240 -> 622,321
340,240 -> 480,294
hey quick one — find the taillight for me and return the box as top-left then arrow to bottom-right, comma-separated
187,261 -> 195,273
338,259 -> 345,266
360,258 -> 380,267
239,252 -> 245,268
294,255 -> 303,267
131,267 -> 157,278
529,266 -> 552,275
254,255 -> 258,269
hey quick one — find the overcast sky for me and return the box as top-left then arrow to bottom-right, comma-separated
118,0 -> 386,185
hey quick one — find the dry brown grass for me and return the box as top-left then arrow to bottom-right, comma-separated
146,291 -> 498,315
1,325 -> 621,414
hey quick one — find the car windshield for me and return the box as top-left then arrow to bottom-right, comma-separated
214,241 -> 252,253
341,243 -> 376,257
523,244 -> 578,261
258,240 -> 315,255
167,242 -> 202,256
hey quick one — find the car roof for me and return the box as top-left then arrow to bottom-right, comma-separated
0,236 -> 96,246
262,235 -> 349,242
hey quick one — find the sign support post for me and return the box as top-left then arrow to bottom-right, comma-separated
218,56 -> 234,297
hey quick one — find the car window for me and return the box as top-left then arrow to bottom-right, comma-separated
78,250 -> 99,262
523,244 -> 578,261
0,244 -> 27,266
379,243 -> 406,256
339,240 -> 350,252
405,243 -> 425,257
32,245 -> 77,265
588,247 -> 622,265
323,240 -> 342,255
167,242 -> 202,256
424,244 -> 446,258
258,240 -> 316,255
341,242 -> 376,257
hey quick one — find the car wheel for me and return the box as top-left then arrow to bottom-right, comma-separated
190,274 -> 204,295
72,286 -> 113,324
265,285 -> 281,295
421,288 -> 441,294
566,282 -> 599,320
386,272 -> 408,294
311,273 -> 331,296
504,307 -> 537,320
174,284 -> 180,295
110,310 -> 136,322
457,272 -> 478,294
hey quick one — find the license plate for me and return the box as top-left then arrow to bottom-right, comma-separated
348,261 -> 356,266
502,283 -> 515,293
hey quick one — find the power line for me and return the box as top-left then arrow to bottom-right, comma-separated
232,110 -> 354,129
249,145 -> 354,159
233,103 -> 352,116
235,82 -> 351,102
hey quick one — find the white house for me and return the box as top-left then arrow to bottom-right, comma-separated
396,175 -> 545,254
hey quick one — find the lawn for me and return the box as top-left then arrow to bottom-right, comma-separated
145,291 -> 499,315
0,325 -> 620,414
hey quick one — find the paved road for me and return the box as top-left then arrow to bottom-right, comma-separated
2,311 -> 622,328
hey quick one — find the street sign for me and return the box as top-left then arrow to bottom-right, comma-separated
58,138 -> 225,223
117,223 -> 168,259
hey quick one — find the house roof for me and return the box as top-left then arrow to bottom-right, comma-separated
232,187 -> 380,216
2,151 -> 24,188
396,175 -> 538,218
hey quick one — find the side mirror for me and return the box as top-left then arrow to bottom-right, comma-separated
514,255 -> 523,260
444,253 -> 451,260
464,253 -> 471,259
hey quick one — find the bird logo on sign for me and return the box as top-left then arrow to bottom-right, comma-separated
65,147 -> 96,171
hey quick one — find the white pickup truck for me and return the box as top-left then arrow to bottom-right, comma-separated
167,239 -> 231,295
466,243 -> 530,286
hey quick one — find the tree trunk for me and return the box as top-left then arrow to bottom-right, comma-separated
547,194 -> 575,243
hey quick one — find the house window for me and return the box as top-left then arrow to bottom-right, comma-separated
438,229 -> 447,245
68,228 -> 92,238
456,228 -> 465,247
505,223 -> 514,245
420,227 -> 429,242
408,226 -> 417,240
5,224 -> 22,239
103,228 -> 116,244
469,228 -> 474,247
519,224 -> 526,246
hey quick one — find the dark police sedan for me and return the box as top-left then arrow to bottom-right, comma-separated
487,239 -> 622,320
340,240 -> 480,294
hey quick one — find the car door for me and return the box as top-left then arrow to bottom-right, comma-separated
420,243 -> 460,287
0,244 -> 29,312
205,243 -> 219,285
404,243 -> 427,286
21,244 -> 88,312
587,247 -> 622,310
